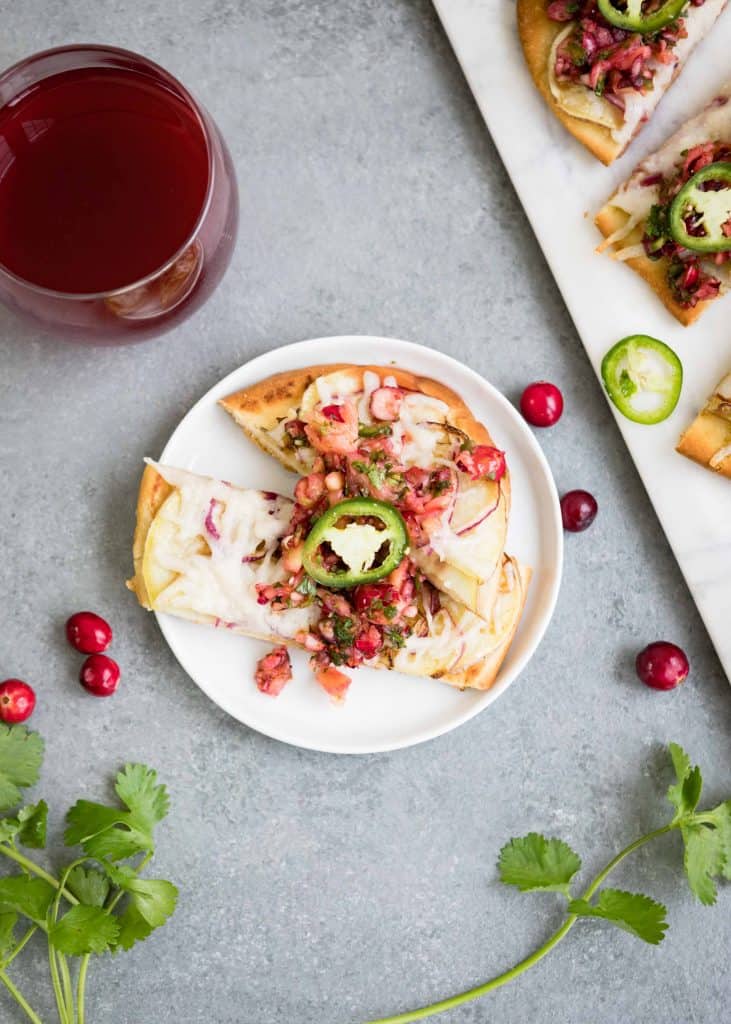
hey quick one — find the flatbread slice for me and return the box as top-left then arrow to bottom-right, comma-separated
595,87 -> 731,326
128,463 -> 530,692
518,0 -> 726,165
220,364 -> 513,621
677,371 -> 731,477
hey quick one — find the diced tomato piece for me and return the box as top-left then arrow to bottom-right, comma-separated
314,664 -> 351,701
456,444 -> 506,482
255,646 -> 292,696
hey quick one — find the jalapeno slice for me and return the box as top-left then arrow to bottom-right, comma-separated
301,498 -> 408,588
668,161 -> 731,254
597,0 -> 687,32
601,335 -> 682,425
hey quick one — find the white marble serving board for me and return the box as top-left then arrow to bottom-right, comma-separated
433,0 -> 731,681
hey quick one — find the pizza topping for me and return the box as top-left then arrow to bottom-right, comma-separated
597,0 -> 688,33
668,161 -> 731,253
546,0 -> 721,148
370,386 -> 405,421
636,141 -> 731,307
548,0 -> 692,108
601,335 -> 682,424
301,498 -> 409,588
254,646 -> 292,696
455,445 -> 507,482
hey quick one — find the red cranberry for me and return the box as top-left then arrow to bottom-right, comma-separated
66,611 -> 113,654
560,490 -> 598,532
79,655 -> 120,697
636,642 -> 689,691
0,679 -> 36,724
520,381 -> 564,427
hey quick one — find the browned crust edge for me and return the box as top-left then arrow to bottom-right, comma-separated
594,205 -> 711,327
517,0 -> 622,165
677,411 -> 731,478
126,464 -> 173,608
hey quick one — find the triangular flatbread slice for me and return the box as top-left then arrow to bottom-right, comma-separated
595,86 -> 731,325
220,364 -> 511,621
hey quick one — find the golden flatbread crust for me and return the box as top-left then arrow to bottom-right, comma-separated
594,205 -> 711,327
127,464 -> 173,609
220,362 -> 511,507
517,0 -> 623,165
441,561 -> 532,691
677,411 -> 731,478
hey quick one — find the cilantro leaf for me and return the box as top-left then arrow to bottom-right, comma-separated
64,802 -> 152,861
0,726 -> 44,811
667,743 -> 702,820
0,802 -> 47,848
568,889 -> 668,945
49,905 -> 120,956
114,764 -> 169,834
109,867 -> 178,950
682,823 -> 722,905
498,834 -> 581,895
0,911 -> 17,955
17,801 -> 48,849
0,876 -> 55,925
679,804 -> 731,905
67,866 -> 110,908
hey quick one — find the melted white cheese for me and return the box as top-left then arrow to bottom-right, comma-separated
143,462 -> 316,638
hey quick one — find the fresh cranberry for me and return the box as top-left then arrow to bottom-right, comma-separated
66,611 -> 113,654
520,381 -> 564,427
636,642 -> 689,691
560,490 -> 598,532
0,679 -> 36,724
79,655 -> 120,697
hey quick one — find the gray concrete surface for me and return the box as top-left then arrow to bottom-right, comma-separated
1,2 -> 730,1022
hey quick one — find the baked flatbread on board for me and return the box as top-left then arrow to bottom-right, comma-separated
518,0 -> 726,165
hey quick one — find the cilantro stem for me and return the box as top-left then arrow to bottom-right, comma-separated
48,943 -> 71,1024
76,955 -> 89,1024
363,825 -> 675,1024
0,969 -> 44,1024
75,850 -> 154,1024
0,926 -> 37,970
0,846 -> 79,906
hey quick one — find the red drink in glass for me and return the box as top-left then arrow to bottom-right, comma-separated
0,46 -> 238,342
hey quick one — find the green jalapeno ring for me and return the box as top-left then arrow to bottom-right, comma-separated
596,0 -> 687,33
601,335 -> 683,425
668,161 -> 731,254
301,497 -> 408,589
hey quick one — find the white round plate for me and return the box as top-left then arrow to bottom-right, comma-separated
156,336 -> 563,754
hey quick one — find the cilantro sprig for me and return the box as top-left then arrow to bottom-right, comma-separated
0,726 -> 176,1024
364,743 -> 729,1023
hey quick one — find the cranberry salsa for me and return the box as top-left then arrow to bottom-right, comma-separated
548,0 -> 706,107
641,139 -> 731,306
253,384 -> 506,699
